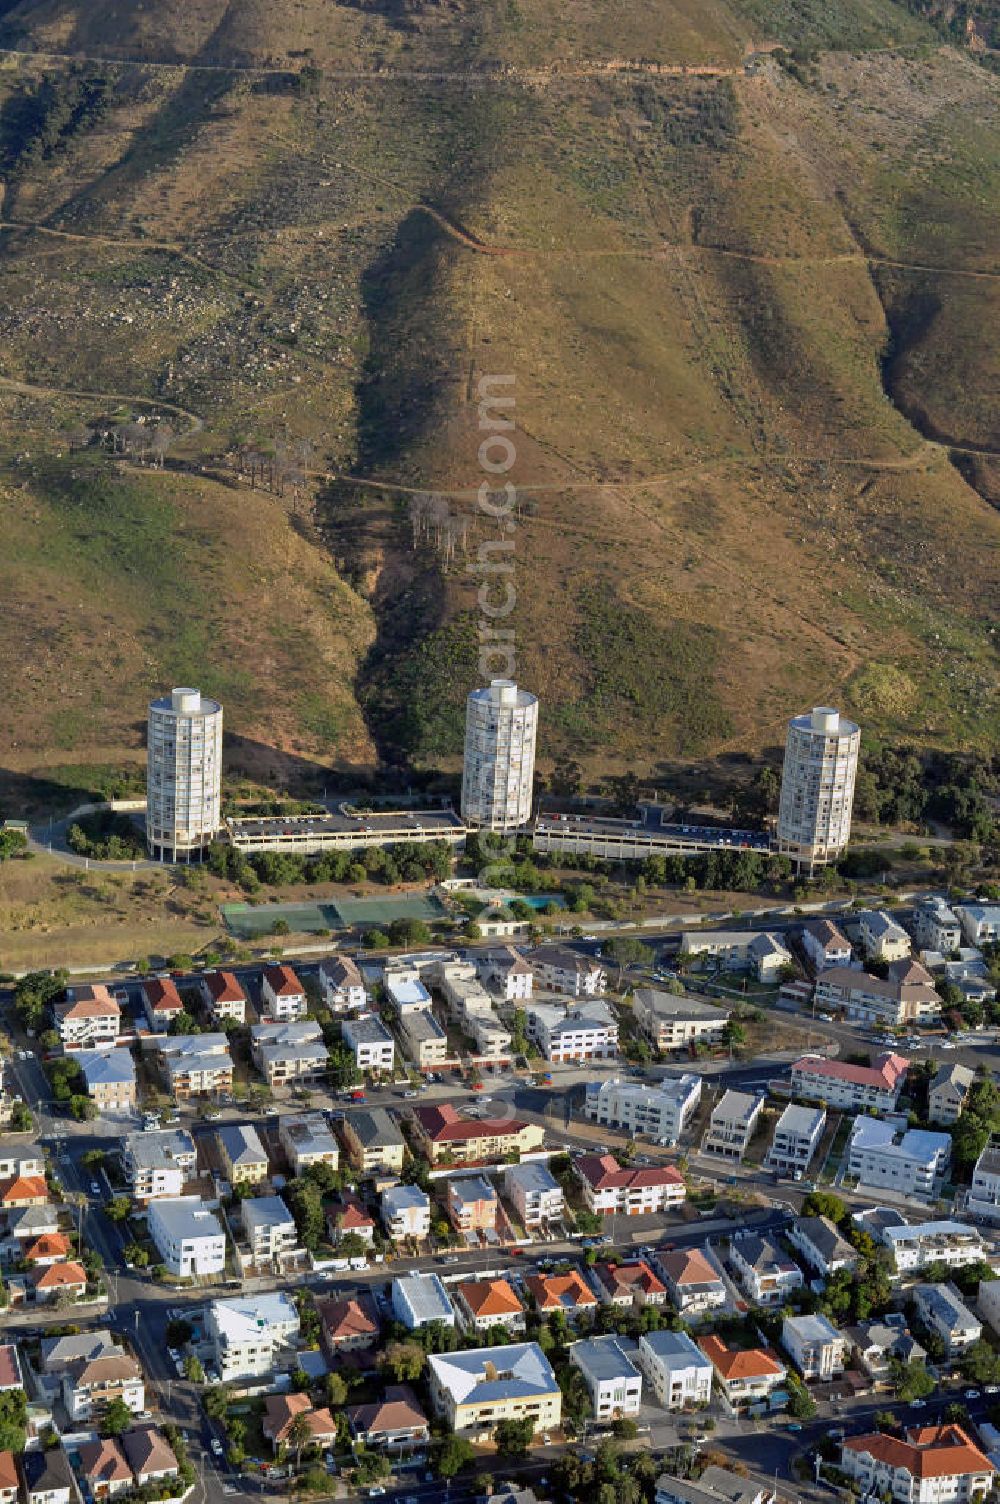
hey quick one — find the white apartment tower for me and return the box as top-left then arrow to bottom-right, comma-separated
461,679 -> 538,831
776,706 -> 860,871
146,687 -> 223,862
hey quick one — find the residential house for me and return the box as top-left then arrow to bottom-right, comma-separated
790,1052 -> 909,1113
847,1120 -> 952,1199
912,899 -> 963,954
801,919 -> 854,974
969,1136 -> 1000,1224
0,1347 -> 21,1393
317,1294 -> 380,1358
0,1175 -> 48,1209
78,1049 -> 136,1114
765,1102 -> 826,1177
592,1258 -> 667,1309
529,945 -> 607,997
454,1279 -> 525,1335
320,956 -> 368,1013
839,1425 -> 994,1504
502,1162 -> 564,1228
656,1249 -> 727,1316
911,1283 -> 982,1356
392,1272 -> 456,1330
217,1123 -> 269,1186
631,990 -> 729,1052
0,1145 -> 44,1180
260,964 -> 308,1023
381,1183 -> 431,1241
781,1314 -> 848,1380
427,1342 -> 561,1439
327,1194 -> 375,1246
141,976 -> 184,1032
570,1335 -> 643,1419
786,1216 -> 859,1279
703,1090 -> 765,1161
955,905 -> 1000,947
698,1335 -> 786,1411
0,1451 -> 17,1504
929,1065 -> 976,1127
199,970 -> 246,1025
575,1153 -> 686,1216
148,1197 -> 226,1278
342,1014 -> 396,1075
21,1447 -> 76,1504
340,1108 -> 406,1174
61,1350 -> 145,1422
54,985 -> 120,1050
479,946 -> 534,1002
23,1233 -> 72,1266
526,1269 -> 599,1321
251,1020 -> 329,1087
40,1330 -> 118,1374
847,1319 -> 926,1384
278,1113 -> 340,1175
400,1008 -> 449,1070
583,1073 -> 702,1145
242,1195 -> 298,1266
207,1292 -> 300,1382
157,1032 -> 234,1100
859,910 -> 912,964
410,1103 -> 544,1166
121,1128 -> 197,1203
447,1175 -> 498,1236
120,1427 -> 179,1488
656,1468 -> 775,1504
524,1000 -> 618,1063
637,1330 -> 713,1409
32,1261 -> 87,1303
347,1385 -> 430,1453
813,967 -> 940,1028
729,1234 -> 804,1307
262,1393 -> 336,1454
76,1438 -> 132,1500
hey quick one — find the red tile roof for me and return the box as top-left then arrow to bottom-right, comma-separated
348,1384 -> 428,1439
526,1270 -> 598,1311
595,1259 -> 666,1297
204,970 -> 246,1003
263,964 -> 304,996
0,1346 -> 20,1390
843,1425 -> 993,1480
58,986 -> 119,1019
77,1439 -> 131,1486
33,1260 -> 87,1289
699,1334 -> 784,1381
413,1103 -> 529,1142
659,1248 -> 722,1287
792,1051 -> 909,1090
457,1278 -> 523,1318
0,1452 -> 17,1492
263,1393 -> 336,1445
144,977 -> 183,1011
318,1294 -> 379,1343
24,1232 -> 72,1263
0,1175 -> 48,1206
576,1152 -> 685,1192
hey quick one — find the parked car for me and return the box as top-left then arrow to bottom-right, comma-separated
90,1181 -> 102,1197
210,1439 -> 225,1459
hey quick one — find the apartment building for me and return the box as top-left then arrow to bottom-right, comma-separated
787,1216 -> 859,1278
631,989 -> 729,1051
157,1032 -> 234,1100
780,1314 -> 848,1380
703,1090 -> 765,1161
790,1051 -> 908,1113
78,1049 -> 136,1114
637,1330 -> 713,1409
729,1234 -> 804,1308
447,1175 -> 498,1235
912,1283 -> 982,1356
592,1259 -> 668,1308
502,1162 -> 564,1227
122,1128 -> 196,1203
814,967 -> 940,1028
859,910 -> 913,964
479,946 -> 534,1001
342,1014 -> 396,1074
251,1020 -> 329,1086
207,1292 -> 300,1382
147,1197 -> 226,1277
969,1135 -> 1000,1224
0,1145 -> 44,1180
801,918 -> 853,973
142,976 -> 184,1032
278,1113 -> 340,1175
880,1220 -> 991,1274
400,1008 -> 449,1069
584,1073 -> 702,1145
217,1123 -> 269,1186
656,1248 -> 727,1315
847,1120 -> 952,1199
698,1335 -> 787,1411
392,1272 -> 456,1331
460,678 -> 538,832
575,1152 -> 687,1216
525,999 -> 618,1063
775,707 -> 859,872
381,1183 -> 431,1241
929,1064 -> 975,1126
529,945 -> 607,997
320,955 -> 368,1012
340,1108 -> 406,1174
427,1342 -> 561,1439
679,930 -> 792,983
145,686 -> 222,863
242,1195 -> 298,1265
61,1351 -> 145,1422
54,985 -> 120,1049
840,1425 -> 994,1504
765,1102 -> 826,1177
570,1336 -> 642,1419
260,964 -> 308,1022
912,898 -> 963,954
455,1279 -> 525,1336
955,905 -> 1000,947
199,971 -> 247,1025
410,1103 -> 544,1165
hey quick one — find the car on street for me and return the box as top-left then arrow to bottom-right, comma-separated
210,1440 -> 225,1459
168,1349 -> 180,1362
367,1489 -> 386,1499
787,1423 -> 803,1432
175,1359 -> 186,1377
986,1385 -> 1000,1395
90,1181 -> 101,1197
404,1090 -> 419,1098
909,1400 -> 926,1409
964,1389 -> 980,1400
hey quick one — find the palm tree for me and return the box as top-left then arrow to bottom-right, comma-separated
287,1410 -> 314,1472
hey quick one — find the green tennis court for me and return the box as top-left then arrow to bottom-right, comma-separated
221,890 -> 448,939
331,892 -> 448,927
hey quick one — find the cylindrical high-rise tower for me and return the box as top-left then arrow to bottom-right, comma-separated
776,706 -> 860,872
146,687 -> 223,862
461,679 -> 538,832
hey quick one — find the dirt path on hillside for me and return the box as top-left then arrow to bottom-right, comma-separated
0,375 -> 204,430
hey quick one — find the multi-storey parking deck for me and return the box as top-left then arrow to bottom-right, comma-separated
226,804 -> 468,854
532,810 -> 771,862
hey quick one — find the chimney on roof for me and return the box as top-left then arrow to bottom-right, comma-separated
484,1361 -> 499,1381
